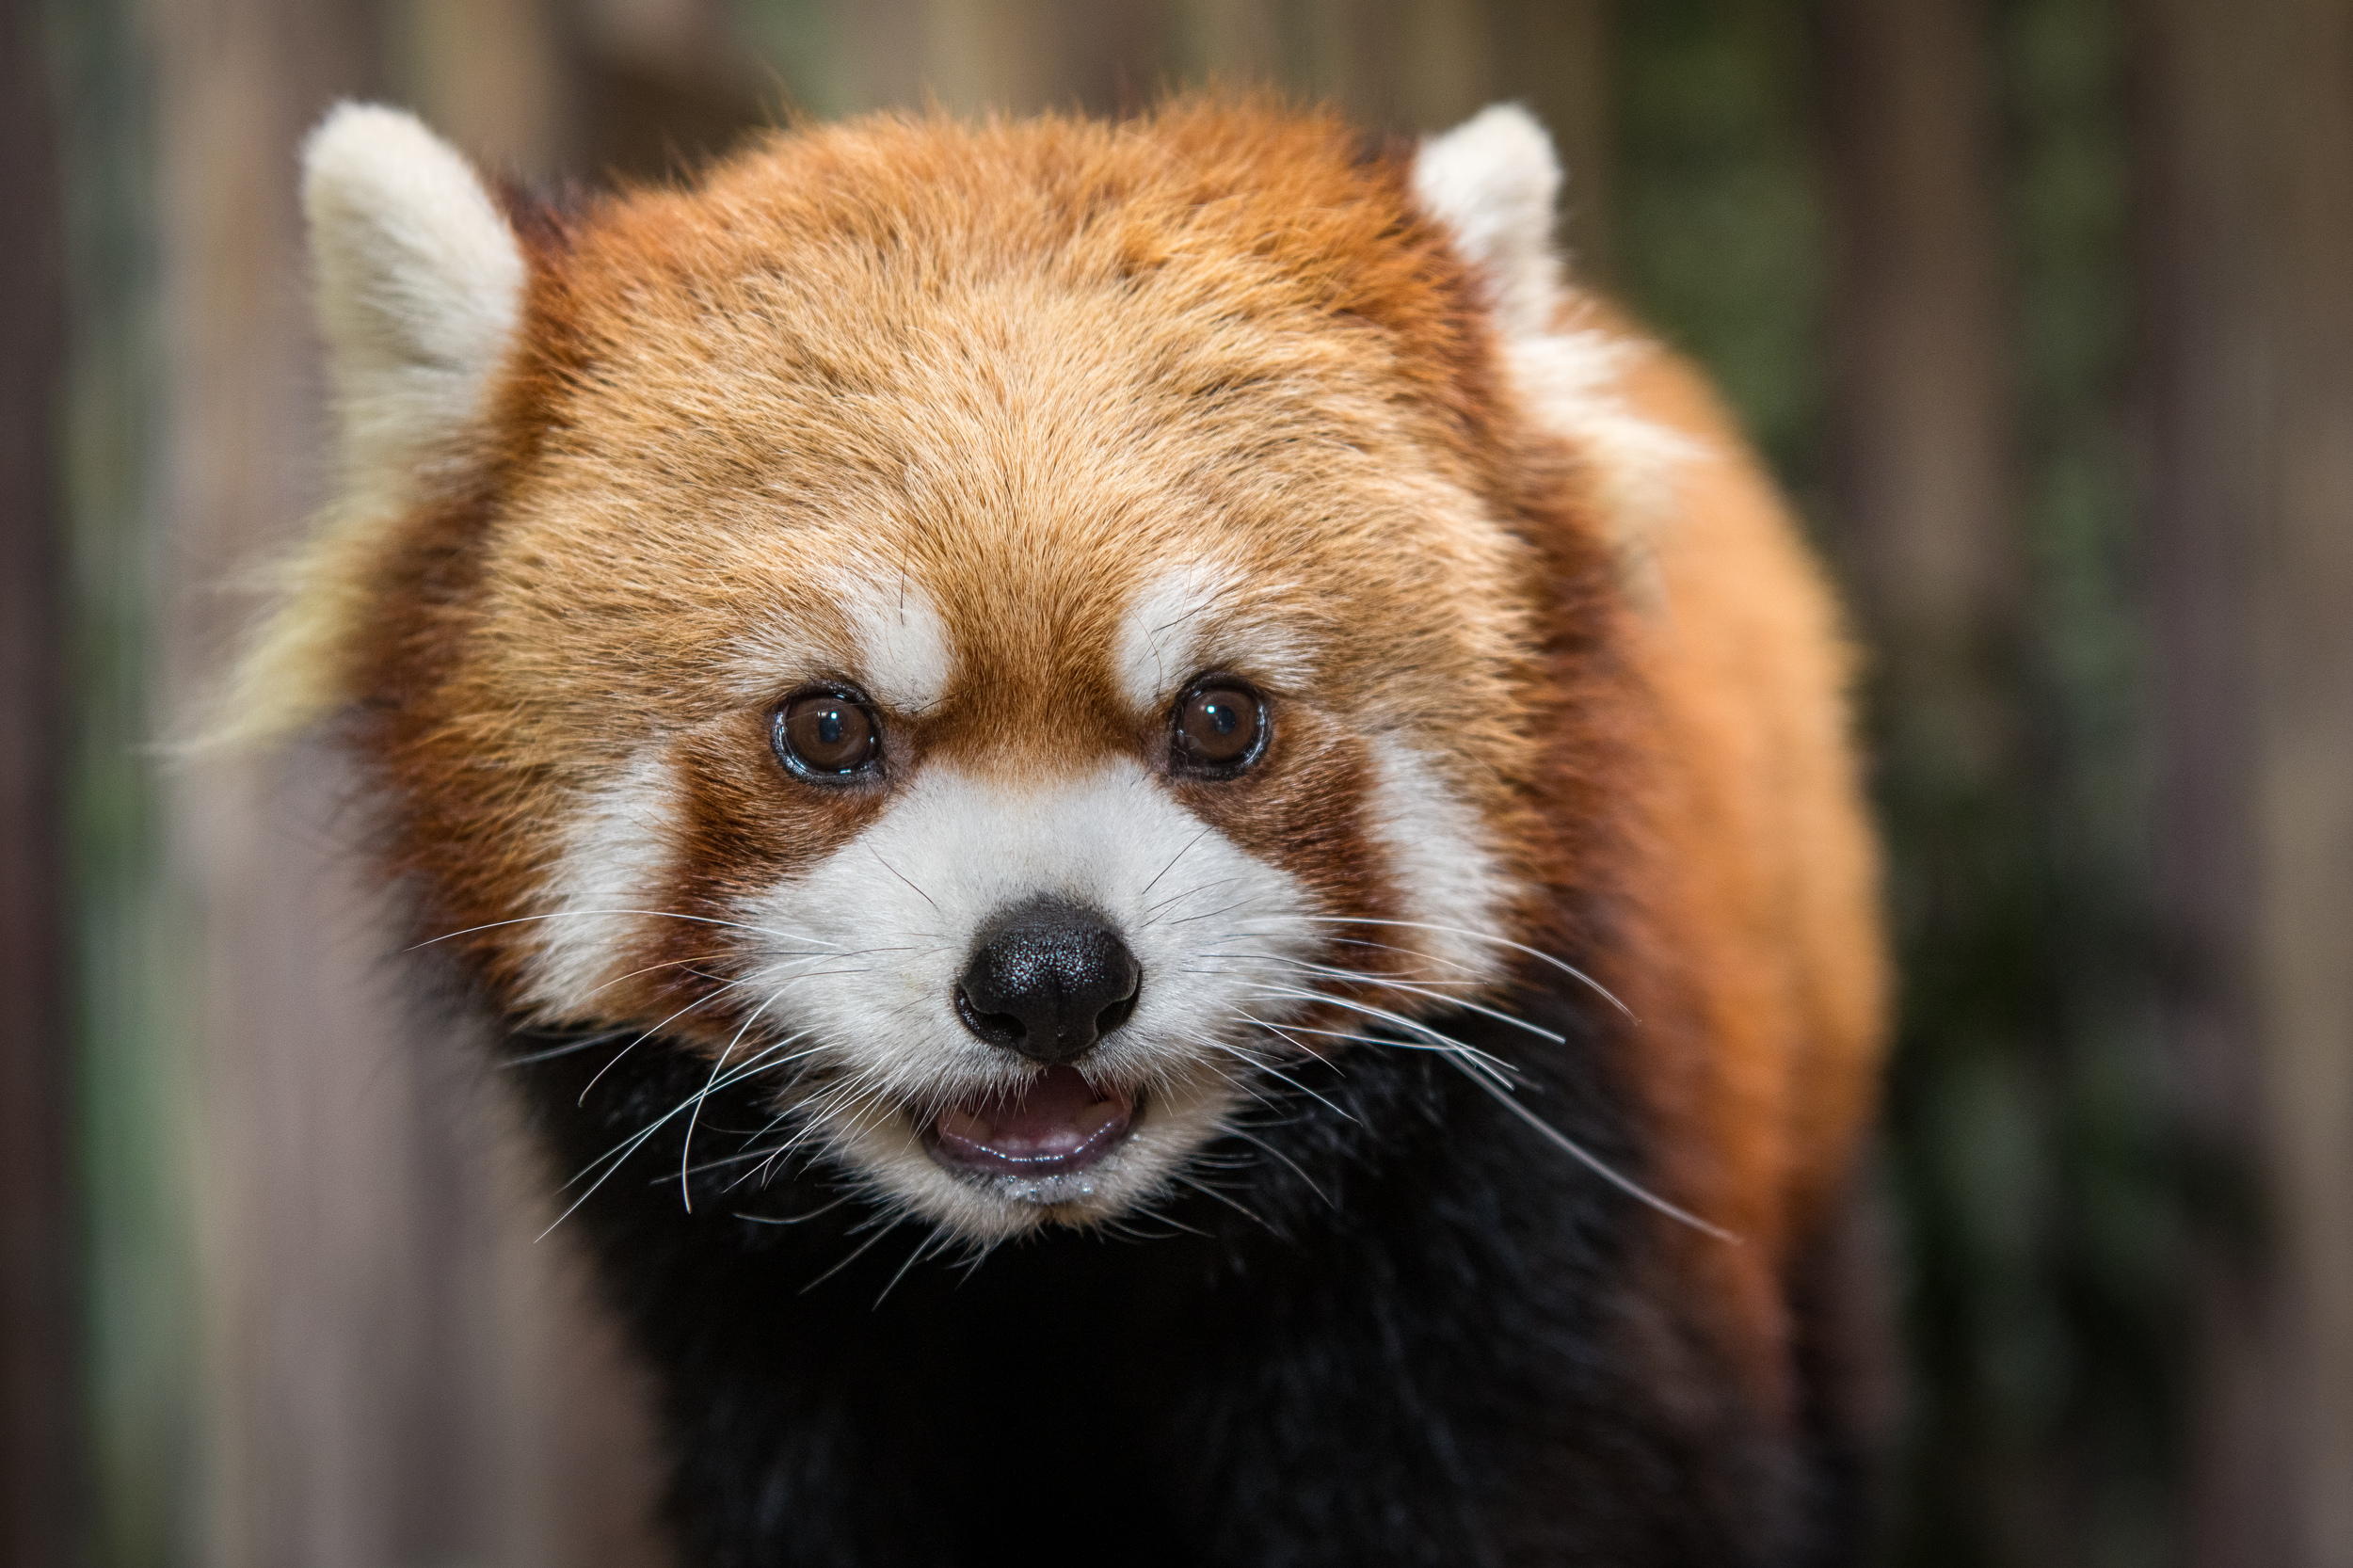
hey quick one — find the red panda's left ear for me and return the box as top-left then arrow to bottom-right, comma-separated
1409,104 -> 1564,341
302,103 -> 525,491
193,105 -> 523,754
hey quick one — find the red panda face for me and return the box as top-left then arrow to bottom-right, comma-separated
244,102 -> 1668,1248
472,208 -> 1545,1243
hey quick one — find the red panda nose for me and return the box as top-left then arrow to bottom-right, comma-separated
953,899 -> 1142,1064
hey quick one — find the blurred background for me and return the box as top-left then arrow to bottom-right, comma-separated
4,0 -> 2349,1564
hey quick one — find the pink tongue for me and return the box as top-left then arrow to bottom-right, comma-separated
933,1065 -> 1131,1168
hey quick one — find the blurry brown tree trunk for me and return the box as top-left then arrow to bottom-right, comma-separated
2139,1 -> 2353,1564
1816,0 -> 2016,1547
152,1 -> 671,1563
2,4 -> 80,1564
1819,0 -> 2013,721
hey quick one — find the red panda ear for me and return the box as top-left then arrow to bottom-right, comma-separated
193,106 -> 522,754
1409,104 -> 1564,340
1411,105 -> 1693,600
302,103 -> 523,492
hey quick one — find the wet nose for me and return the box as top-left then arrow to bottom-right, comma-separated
953,900 -> 1142,1064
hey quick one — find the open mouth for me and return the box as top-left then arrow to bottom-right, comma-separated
922,1064 -> 1138,1178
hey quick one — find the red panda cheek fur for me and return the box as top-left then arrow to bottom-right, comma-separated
264,98 -> 1891,1566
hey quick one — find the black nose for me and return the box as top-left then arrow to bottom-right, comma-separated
954,900 -> 1142,1064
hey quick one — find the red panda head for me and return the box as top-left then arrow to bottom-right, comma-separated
231,100 -> 1681,1247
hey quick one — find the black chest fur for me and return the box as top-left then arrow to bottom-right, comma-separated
504,982 -> 1860,1568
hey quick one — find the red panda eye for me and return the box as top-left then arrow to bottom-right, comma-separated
775,692 -> 880,779
1172,682 -> 1266,775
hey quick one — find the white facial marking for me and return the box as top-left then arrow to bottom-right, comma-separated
1364,744 -> 1514,985
840,578 -> 953,712
523,748 -> 682,1018
716,578 -> 954,710
733,760 -> 1320,1244
1117,562 -> 1311,711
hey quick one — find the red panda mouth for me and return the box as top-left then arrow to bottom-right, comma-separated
922,1065 -> 1137,1178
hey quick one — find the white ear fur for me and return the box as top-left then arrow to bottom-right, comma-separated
1413,104 -> 1692,597
304,101 -> 526,486
198,104 -> 522,752
1410,103 -> 1562,339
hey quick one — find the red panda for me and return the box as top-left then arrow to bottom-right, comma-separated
225,97 -> 1891,1566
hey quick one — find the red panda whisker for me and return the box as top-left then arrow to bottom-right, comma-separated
1237,984 -> 1539,1080
872,1226 -> 955,1308
1114,1209 -> 1216,1243
1139,872 -> 1252,920
1322,935 -> 1499,981
1445,1059 -> 1743,1245
799,1214 -> 909,1296
720,1130 -> 801,1194
570,958 -> 838,1107
1250,966 -> 1570,1046
1230,1012 -> 1522,1084
1154,893 -> 1285,930
679,1147 -> 780,1178
408,909 -> 853,952
1254,952 -> 1491,989
1195,946 -> 1468,984
501,1028 -> 632,1068
1136,824 -> 1220,904
577,951 -> 730,1001
1166,1172 -> 1278,1236
865,846 -> 943,918
1244,999 -> 1530,1096
729,1193 -> 853,1227
1195,952 -> 1487,991
1290,918 -> 1636,1020
576,973 -> 769,1106
680,994 -> 795,1213
1197,1034 -> 1359,1124
554,1031 -> 821,1227
1190,1043 -> 1289,1093
1218,1127 -> 1337,1208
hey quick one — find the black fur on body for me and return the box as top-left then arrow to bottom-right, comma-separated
498,967 -> 1881,1568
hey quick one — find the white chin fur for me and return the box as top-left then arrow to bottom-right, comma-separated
733,760 -> 1320,1244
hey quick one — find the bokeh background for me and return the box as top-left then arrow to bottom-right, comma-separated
5,1 -> 2350,1564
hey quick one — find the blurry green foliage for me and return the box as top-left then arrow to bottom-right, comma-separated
49,0 -> 200,1562
1614,0 -> 1825,499
1614,1 -> 2181,1564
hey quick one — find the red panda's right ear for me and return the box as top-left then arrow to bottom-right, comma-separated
302,102 -> 524,493
193,105 -> 522,755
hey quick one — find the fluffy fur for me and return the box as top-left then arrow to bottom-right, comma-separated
230,97 -> 1891,1565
